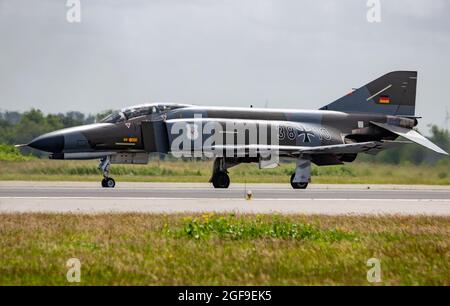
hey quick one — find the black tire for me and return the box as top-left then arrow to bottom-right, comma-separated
212,172 -> 230,189
290,173 -> 308,189
106,177 -> 116,188
102,177 -> 115,188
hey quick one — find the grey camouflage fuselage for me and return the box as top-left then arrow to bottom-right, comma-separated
24,71 -> 447,189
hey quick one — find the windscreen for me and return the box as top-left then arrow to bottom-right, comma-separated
123,106 -> 156,120
101,104 -> 188,123
100,111 -> 125,123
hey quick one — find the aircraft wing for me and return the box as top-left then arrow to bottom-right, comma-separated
371,121 -> 448,155
209,141 -> 384,156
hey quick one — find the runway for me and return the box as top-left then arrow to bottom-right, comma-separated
0,181 -> 449,215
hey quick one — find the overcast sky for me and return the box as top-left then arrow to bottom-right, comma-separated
0,0 -> 449,131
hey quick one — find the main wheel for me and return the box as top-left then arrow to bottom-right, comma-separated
290,173 -> 308,189
212,172 -> 230,189
102,177 -> 116,188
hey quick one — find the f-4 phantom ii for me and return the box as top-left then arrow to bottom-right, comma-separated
21,71 -> 448,189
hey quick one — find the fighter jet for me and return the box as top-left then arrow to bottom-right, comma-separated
21,71 -> 448,189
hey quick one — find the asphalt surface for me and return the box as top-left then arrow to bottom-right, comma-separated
0,182 -> 449,215
1,185 -> 450,199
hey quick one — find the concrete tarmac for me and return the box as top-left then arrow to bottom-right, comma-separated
0,181 -> 449,215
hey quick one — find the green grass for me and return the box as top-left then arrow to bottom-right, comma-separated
170,214 -> 358,242
0,159 -> 449,185
0,144 -> 35,161
0,214 -> 448,285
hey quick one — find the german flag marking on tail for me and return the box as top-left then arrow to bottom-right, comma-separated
379,96 -> 391,104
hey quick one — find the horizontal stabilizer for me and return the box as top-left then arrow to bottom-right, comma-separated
371,121 -> 448,155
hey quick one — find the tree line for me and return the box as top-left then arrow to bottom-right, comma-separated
0,109 -> 112,146
0,109 -> 448,164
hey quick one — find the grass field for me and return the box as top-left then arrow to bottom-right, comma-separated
0,159 -> 449,185
0,214 -> 448,285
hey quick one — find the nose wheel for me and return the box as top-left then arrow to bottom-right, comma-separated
99,156 -> 115,188
101,177 -> 116,188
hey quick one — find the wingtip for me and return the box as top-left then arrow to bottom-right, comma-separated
434,148 -> 448,155
433,145 -> 449,155
14,144 -> 28,148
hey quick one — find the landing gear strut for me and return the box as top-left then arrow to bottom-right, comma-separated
99,156 -> 115,188
290,159 -> 311,189
210,158 -> 231,188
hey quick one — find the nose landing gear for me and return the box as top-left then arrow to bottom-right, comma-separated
101,177 -> 116,188
99,156 -> 115,188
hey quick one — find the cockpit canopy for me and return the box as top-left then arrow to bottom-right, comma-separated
100,103 -> 191,123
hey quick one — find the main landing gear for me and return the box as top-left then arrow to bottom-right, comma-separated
99,156 -> 115,188
212,171 -> 230,188
290,159 -> 311,190
210,158 -> 231,188
210,157 -> 312,189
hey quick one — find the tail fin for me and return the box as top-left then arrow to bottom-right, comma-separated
320,71 -> 417,116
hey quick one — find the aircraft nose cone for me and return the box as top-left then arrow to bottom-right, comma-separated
28,133 -> 64,153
